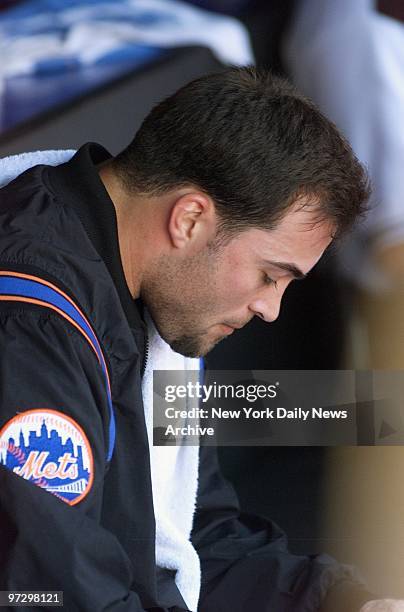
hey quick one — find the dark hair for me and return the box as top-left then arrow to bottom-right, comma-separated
113,67 -> 370,238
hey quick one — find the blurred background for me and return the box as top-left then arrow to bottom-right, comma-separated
1,0 -> 403,599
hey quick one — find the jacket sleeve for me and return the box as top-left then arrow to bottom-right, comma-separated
191,446 -> 374,612
0,306 -> 179,612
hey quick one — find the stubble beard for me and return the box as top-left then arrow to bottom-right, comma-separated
142,290 -> 226,357
169,330 -> 228,358
141,244 -> 227,357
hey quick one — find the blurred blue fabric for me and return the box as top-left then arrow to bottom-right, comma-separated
0,0 -> 252,134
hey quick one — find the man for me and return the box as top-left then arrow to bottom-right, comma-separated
0,67 -> 390,611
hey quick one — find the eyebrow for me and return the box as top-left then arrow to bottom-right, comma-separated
265,260 -> 307,279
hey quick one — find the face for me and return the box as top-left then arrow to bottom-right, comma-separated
141,206 -> 334,357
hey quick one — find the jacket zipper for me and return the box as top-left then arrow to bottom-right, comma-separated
141,330 -> 149,378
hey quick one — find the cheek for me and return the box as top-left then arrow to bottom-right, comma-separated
211,248 -> 258,307
217,274 -> 256,307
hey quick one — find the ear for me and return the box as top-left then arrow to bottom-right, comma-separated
167,191 -> 216,250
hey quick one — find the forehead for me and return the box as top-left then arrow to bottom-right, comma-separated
225,206 -> 335,275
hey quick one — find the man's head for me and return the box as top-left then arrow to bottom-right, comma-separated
108,68 -> 370,357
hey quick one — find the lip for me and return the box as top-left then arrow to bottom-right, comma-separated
221,322 -> 248,333
218,324 -> 236,334
223,323 -> 245,330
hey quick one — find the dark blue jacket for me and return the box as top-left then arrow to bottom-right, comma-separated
0,143 -> 372,611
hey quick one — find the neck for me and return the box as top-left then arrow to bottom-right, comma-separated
98,161 -> 148,298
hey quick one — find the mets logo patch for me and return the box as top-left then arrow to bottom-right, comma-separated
0,409 -> 94,505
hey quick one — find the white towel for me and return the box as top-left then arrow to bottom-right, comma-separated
142,311 -> 201,611
0,149 -> 201,611
0,149 -> 75,188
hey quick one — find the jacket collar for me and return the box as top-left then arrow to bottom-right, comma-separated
46,142 -> 144,333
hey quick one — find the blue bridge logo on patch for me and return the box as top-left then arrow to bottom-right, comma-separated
0,409 -> 94,505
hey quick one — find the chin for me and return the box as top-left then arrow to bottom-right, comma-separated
169,339 -> 204,358
168,334 -> 224,359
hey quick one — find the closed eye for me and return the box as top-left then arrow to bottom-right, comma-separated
263,274 -> 278,289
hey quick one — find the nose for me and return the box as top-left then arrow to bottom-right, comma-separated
248,286 -> 286,323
